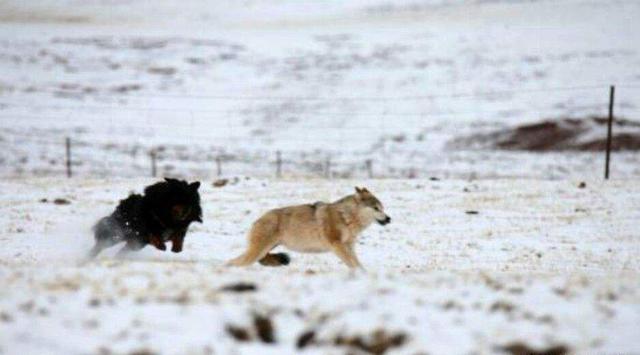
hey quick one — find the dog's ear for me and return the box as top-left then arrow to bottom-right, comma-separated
354,187 -> 364,202
189,181 -> 201,190
164,177 -> 177,184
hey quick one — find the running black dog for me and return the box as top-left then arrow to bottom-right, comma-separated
89,178 -> 203,258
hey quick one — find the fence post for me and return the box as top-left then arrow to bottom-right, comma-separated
216,156 -> 222,177
366,159 -> 373,179
150,149 -> 157,178
65,137 -> 72,178
324,154 -> 331,179
605,85 -> 615,179
276,151 -> 282,178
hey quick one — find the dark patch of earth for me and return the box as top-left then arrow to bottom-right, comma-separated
449,116 -> 640,151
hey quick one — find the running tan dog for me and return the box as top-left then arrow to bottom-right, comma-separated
227,187 -> 391,269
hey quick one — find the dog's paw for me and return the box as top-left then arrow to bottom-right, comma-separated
171,246 -> 182,253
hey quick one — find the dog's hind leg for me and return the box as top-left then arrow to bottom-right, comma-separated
88,217 -> 121,259
115,240 -> 145,258
227,238 -> 278,266
88,243 -> 109,259
227,216 -> 279,267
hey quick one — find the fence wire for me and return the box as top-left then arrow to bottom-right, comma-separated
0,84 -> 638,179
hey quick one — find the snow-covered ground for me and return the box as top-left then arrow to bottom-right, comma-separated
1,0 -> 640,179
0,177 -> 638,354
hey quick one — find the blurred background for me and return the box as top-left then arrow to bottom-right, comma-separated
1,0 -> 639,179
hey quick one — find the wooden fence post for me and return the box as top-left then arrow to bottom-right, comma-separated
605,85 -> 615,179
276,151 -> 282,178
366,159 -> 373,179
324,154 -> 331,179
65,137 -> 72,178
216,156 -> 222,177
150,149 -> 157,178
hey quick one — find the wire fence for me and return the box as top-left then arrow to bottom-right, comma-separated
7,83 -> 611,100
1,84 -> 639,180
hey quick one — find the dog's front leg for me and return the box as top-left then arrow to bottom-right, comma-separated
345,243 -> 364,270
170,230 -> 186,253
148,235 -> 167,251
325,222 -> 358,269
330,241 -> 359,269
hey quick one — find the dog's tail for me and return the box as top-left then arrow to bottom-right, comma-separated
258,252 -> 291,267
88,217 -> 120,259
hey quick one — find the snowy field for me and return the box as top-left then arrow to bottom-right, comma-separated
1,1 -> 640,354
1,0 -> 640,179
0,177 -> 639,354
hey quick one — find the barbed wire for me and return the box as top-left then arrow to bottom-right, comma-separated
1,132 -> 391,146
0,84 -> 613,101
0,101 -> 609,116
1,83 -> 636,179
0,103 -> 611,128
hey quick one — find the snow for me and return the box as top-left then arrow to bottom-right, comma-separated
0,177 -> 638,354
1,0 -> 639,354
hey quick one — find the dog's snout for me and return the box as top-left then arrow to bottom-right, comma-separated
377,215 -> 391,226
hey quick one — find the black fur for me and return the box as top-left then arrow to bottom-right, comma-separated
273,252 -> 290,265
88,178 -> 202,258
258,252 -> 291,267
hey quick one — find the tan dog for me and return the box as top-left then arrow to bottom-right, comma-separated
227,187 -> 391,269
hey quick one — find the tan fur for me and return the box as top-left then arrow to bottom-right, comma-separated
227,187 -> 390,269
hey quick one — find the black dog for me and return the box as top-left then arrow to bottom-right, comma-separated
89,178 -> 203,258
